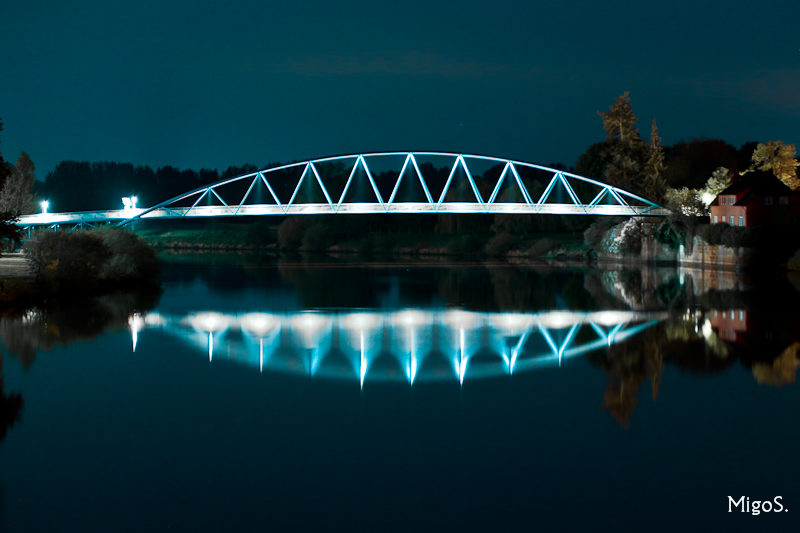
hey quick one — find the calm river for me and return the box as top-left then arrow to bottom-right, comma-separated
1,256 -> 799,531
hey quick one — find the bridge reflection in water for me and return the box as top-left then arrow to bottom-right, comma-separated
129,309 -> 667,385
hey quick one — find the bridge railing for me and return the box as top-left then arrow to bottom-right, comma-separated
17,208 -> 146,226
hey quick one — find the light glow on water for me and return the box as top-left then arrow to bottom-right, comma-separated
492,313 -> 535,335
290,313 -> 332,349
588,311 -> 632,327
395,310 -> 427,327
240,313 -> 279,337
189,312 -> 229,333
342,313 -> 377,331
128,314 -> 144,352
360,331 -> 367,389
459,328 -> 468,385
539,312 -> 582,329
132,308 -> 667,384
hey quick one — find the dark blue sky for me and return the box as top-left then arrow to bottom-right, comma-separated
2,0 -> 799,178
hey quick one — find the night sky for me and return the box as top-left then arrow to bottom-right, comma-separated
2,0 -> 799,178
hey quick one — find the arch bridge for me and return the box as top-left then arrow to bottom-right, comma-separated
17,152 -> 669,230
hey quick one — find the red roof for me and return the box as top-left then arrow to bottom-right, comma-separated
716,171 -> 798,206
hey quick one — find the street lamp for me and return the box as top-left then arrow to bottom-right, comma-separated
40,200 -> 49,214
122,196 -> 138,211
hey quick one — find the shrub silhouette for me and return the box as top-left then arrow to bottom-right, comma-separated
25,228 -> 159,291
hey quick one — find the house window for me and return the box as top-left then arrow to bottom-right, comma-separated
730,216 -> 734,226
739,216 -> 743,226
780,196 -> 788,205
714,216 -> 718,223
721,197 -> 726,205
739,310 -> 744,321
765,196 -> 772,205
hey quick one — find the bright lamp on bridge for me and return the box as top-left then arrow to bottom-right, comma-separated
122,196 -> 138,210
40,200 -> 49,214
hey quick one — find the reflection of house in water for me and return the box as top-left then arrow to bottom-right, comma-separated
710,306 -> 800,387
710,308 -> 751,343
710,308 -> 796,345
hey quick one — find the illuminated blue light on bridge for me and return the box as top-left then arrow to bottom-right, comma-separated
16,152 -> 669,232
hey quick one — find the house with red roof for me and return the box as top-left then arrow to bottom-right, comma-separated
710,170 -> 800,227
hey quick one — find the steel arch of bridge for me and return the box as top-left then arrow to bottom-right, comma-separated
128,152 -> 668,222
16,152 -> 669,229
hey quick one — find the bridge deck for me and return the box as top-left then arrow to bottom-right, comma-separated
17,203 -> 670,227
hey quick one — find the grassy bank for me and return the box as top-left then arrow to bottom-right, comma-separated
130,218 -> 589,260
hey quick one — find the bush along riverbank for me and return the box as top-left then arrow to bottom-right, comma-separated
583,215 -> 800,271
96,214 -> 800,270
0,227 -> 161,305
132,215 -> 593,261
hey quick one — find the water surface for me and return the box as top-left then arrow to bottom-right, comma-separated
1,258 -> 799,531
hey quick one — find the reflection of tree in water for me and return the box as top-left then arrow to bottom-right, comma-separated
592,315 -> 733,427
599,269 -> 645,309
595,328 -> 664,428
277,263 -> 396,309
440,267 -> 601,312
589,268 -> 693,311
0,289 -> 160,441
752,343 -> 800,387
275,263 -> 607,312
435,268 -> 496,310
0,289 -> 161,367
591,306 -> 800,427
582,271 -> 632,310
0,355 -> 23,443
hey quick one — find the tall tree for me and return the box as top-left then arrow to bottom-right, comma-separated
574,141 -> 609,181
0,119 -> 10,192
703,166 -> 732,200
643,120 -> 667,203
0,151 -> 37,215
0,120 -> 23,255
598,92 -> 648,194
750,140 -> 800,190
0,212 -> 22,255
662,139 -> 741,190
665,187 -> 705,216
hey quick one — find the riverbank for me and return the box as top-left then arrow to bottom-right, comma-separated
1,228 -> 163,306
0,254 -> 33,281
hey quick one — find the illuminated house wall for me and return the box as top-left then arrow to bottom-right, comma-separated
710,171 -> 800,227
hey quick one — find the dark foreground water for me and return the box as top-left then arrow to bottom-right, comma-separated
2,258 -> 799,531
